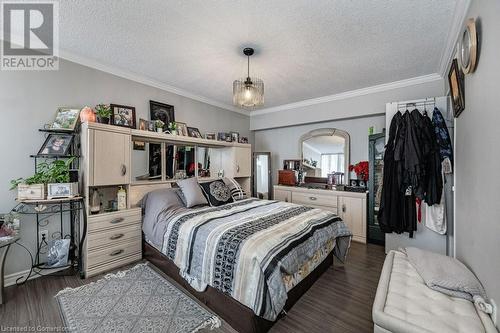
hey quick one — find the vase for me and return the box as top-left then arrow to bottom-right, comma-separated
157,128 -> 163,133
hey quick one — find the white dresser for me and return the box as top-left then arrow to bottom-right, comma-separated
273,185 -> 367,243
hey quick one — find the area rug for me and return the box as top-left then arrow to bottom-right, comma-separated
55,263 -> 221,333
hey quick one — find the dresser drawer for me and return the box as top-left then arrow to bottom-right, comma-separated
87,223 -> 141,251
87,209 -> 141,232
292,192 -> 337,208
86,238 -> 141,269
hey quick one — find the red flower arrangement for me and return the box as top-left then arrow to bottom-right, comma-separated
349,161 -> 369,181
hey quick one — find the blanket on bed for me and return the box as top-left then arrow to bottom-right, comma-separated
149,198 -> 351,321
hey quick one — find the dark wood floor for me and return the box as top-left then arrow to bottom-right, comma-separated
0,242 -> 385,333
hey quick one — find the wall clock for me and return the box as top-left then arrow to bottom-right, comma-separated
459,18 -> 478,74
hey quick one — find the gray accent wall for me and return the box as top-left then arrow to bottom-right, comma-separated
0,59 -> 250,279
455,0 -> 500,325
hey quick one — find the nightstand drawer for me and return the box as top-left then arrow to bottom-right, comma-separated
292,192 -> 337,208
87,223 -> 141,251
87,209 -> 141,233
87,238 -> 141,269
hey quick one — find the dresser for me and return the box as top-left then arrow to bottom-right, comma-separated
273,185 -> 367,243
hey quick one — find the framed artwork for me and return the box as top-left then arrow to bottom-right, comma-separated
230,132 -> 239,143
448,58 -> 465,117
50,108 -> 80,131
38,133 -> 73,156
187,127 -> 202,138
205,133 -> 216,140
147,120 -> 155,131
133,141 -> 145,151
110,104 -> 136,128
138,118 -> 148,131
176,122 -> 188,136
150,100 -> 175,126
239,137 -> 248,144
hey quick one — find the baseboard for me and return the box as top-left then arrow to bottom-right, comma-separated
4,267 -> 68,287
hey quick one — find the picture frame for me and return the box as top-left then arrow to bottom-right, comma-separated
38,133 -> 73,156
50,108 -> 81,131
448,58 -> 465,118
239,137 -> 248,144
150,100 -> 175,126
133,141 -> 146,151
147,120 -> 155,132
205,133 -> 216,140
110,104 -> 136,128
138,118 -> 148,131
218,132 -> 228,141
230,132 -> 240,143
47,182 -> 78,199
176,122 -> 188,136
187,127 -> 202,138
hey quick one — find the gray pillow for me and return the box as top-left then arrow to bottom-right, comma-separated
176,178 -> 208,208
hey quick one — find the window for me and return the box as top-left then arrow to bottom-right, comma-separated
321,153 -> 344,177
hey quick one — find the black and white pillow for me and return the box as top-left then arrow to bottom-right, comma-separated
199,180 -> 233,206
223,177 -> 247,201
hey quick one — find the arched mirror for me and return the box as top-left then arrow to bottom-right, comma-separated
299,128 -> 350,184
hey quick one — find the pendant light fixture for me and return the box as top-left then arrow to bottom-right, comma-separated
233,47 -> 264,108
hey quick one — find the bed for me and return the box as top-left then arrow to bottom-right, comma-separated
139,187 -> 352,333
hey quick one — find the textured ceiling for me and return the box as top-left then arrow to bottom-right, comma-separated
59,0 -> 458,110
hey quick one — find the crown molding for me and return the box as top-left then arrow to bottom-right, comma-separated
250,73 -> 443,116
58,49 -> 249,116
437,0 -> 472,77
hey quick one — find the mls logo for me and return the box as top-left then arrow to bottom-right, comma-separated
1,1 -> 59,70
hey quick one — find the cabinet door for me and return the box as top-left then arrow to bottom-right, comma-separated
234,147 -> 251,177
340,196 -> 366,243
92,130 -> 130,186
274,189 -> 291,203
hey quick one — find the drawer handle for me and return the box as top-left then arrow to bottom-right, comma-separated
309,196 -> 317,201
110,249 -> 124,256
109,233 -> 124,240
110,217 -> 124,224
121,164 -> 127,176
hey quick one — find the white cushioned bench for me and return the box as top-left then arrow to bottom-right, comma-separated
373,250 -> 497,333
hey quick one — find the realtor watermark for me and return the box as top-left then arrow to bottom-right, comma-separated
1,0 -> 59,70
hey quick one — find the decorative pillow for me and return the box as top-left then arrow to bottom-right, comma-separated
223,177 -> 248,201
199,180 -> 234,206
176,178 -> 208,208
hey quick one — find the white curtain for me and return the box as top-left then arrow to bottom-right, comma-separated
321,154 -> 344,177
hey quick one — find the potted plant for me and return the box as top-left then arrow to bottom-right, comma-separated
10,162 -> 52,200
155,120 -> 165,133
168,121 -> 177,135
45,158 -> 79,199
94,104 -> 111,124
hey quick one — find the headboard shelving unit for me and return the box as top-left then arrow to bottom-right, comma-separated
80,122 -> 251,277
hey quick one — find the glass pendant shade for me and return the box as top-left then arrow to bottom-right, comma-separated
233,77 -> 264,108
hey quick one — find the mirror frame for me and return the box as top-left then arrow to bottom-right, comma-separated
252,152 -> 272,199
299,128 -> 350,184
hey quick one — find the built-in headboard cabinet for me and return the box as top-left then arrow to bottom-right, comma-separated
80,122 -> 252,277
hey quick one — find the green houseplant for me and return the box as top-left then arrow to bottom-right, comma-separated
155,120 -> 165,133
168,121 -> 177,135
94,104 -> 111,124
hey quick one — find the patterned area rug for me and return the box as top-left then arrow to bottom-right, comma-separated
56,263 -> 221,333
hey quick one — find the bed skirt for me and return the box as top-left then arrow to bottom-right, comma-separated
143,239 -> 334,333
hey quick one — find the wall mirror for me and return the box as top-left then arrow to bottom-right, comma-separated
299,128 -> 350,184
253,152 -> 271,199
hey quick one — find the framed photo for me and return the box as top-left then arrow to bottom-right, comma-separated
138,118 -> 148,131
448,58 -> 465,118
133,141 -> 145,151
38,133 -> 73,156
110,104 -> 136,128
187,127 -> 202,138
147,120 -> 155,131
239,137 -> 248,144
150,100 -> 175,126
47,182 -> 78,199
176,122 -> 188,136
205,133 -> 216,140
50,108 -> 80,131
230,132 -> 239,143
218,132 -> 228,141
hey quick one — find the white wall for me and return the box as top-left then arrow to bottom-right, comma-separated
454,0 -> 500,325
0,59 -> 250,279
254,115 -> 386,187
